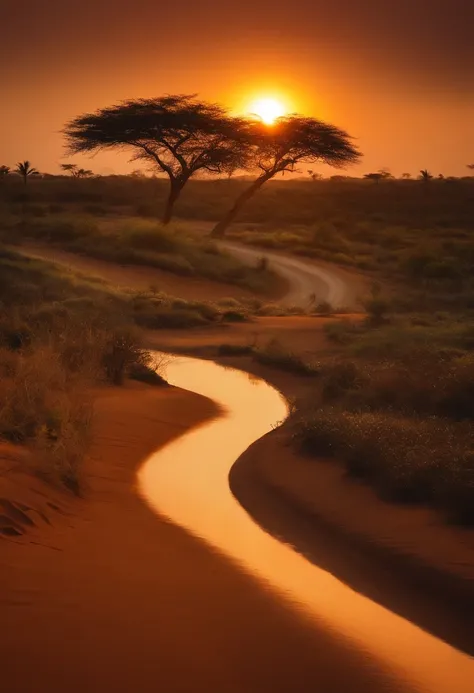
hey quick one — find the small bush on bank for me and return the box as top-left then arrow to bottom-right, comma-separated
221,309 -> 248,322
217,343 -> 254,356
254,339 -> 320,376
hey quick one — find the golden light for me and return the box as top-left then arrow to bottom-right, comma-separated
248,97 -> 286,125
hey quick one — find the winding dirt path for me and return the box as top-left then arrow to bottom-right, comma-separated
219,240 -> 366,308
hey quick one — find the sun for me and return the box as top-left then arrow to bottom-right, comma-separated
248,97 -> 286,125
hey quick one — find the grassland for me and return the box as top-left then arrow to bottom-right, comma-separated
0,248 -> 169,492
2,174 -> 474,522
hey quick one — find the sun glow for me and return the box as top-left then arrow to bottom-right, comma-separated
248,97 -> 286,125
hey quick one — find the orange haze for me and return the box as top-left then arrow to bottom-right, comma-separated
1,0 -> 472,177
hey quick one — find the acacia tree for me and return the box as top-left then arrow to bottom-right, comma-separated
61,163 -> 79,177
16,160 -> 38,185
63,95 -> 248,224
211,116 -> 360,237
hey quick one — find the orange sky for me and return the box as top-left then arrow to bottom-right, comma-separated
1,0 -> 473,177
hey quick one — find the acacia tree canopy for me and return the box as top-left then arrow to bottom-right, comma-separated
211,115 -> 361,236
63,95 -> 249,224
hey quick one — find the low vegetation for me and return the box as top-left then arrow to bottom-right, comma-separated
295,353 -> 474,525
0,248 -> 167,493
253,339 -> 320,376
1,210 -> 280,295
218,338 -> 320,377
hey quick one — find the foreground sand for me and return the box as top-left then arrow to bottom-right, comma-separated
1,381 -> 410,693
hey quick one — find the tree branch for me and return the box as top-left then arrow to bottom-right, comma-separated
132,141 -> 175,179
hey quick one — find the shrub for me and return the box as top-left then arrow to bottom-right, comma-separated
0,346 -> 93,492
321,360 -> 365,401
313,301 -> 334,315
217,344 -> 254,356
100,329 -> 154,385
20,215 -> 97,243
324,319 -> 359,344
128,362 -> 168,386
254,339 -> 320,376
295,408 -> 474,520
134,307 -> 208,329
221,309 -> 248,323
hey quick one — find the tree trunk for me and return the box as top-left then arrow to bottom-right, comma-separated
210,173 -> 273,238
161,180 -> 183,225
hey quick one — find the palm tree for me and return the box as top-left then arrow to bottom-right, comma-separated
16,160 -> 38,185
419,169 -> 433,182
0,165 -> 10,178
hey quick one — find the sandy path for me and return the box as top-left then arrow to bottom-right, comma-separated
16,239 -> 365,309
1,382 -> 410,693
220,240 -> 367,309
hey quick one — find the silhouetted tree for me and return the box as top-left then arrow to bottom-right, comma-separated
364,169 -> 392,184
76,168 -> 94,178
401,172 -> 411,179
211,116 -> 360,236
419,169 -> 433,182
307,169 -> 322,181
364,172 -> 384,183
16,160 -> 38,185
64,95 -> 248,224
467,164 -> 474,171
61,163 -> 79,177
0,165 -> 10,178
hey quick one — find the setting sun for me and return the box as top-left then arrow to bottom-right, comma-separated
248,97 -> 286,125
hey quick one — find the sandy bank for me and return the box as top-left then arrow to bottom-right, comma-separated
0,380 -> 409,693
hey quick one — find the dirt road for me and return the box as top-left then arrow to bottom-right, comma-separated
219,240 -> 366,308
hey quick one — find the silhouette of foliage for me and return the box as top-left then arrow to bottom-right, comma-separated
211,115 -> 360,236
61,163 -> 80,177
64,95 -> 249,224
419,169 -> 433,181
15,160 -> 38,185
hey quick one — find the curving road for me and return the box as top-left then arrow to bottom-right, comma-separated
219,240 -> 361,309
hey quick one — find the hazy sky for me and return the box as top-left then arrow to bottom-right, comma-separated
1,0 -> 473,176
